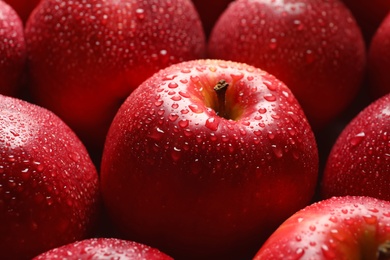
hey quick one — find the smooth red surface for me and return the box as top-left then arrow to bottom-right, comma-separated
0,95 -> 100,259
321,93 -> 390,201
25,0 -> 206,151
254,196 -> 390,259
208,0 -> 366,129
101,59 -> 318,259
33,238 -> 173,260
368,13 -> 390,98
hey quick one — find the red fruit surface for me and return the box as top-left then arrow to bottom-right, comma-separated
25,0 -> 206,151
321,93 -> 390,201
254,196 -> 390,260
192,0 -> 233,38
341,0 -> 390,44
33,238 -> 173,260
368,12 -> 390,98
0,0 -> 26,97
208,0 -> 366,129
100,59 -> 318,259
4,0 -> 40,23
0,94 -> 100,259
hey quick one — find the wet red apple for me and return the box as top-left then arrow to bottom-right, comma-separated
100,59 -> 319,259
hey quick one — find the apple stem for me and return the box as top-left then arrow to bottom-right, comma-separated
378,241 -> 390,260
214,79 -> 229,119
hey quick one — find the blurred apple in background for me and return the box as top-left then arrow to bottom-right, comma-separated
4,0 -> 40,23
254,196 -> 390,260
368,12 -> 390,98
0,94 -> 100,259
341,0 -> 390,44
208,0 -> 366,130
321,93 -> 390,201
33,238 -> 173,260
0,0 -> 26,97
192,0 -> 233,38
25,0 -> 206,154
101,59 -> 318,259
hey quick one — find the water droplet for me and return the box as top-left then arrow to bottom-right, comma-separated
321,244 -> 336,259
179,91 -> 190,98
231,72 -> 244,81
179,119 -> 189,128
168,82 -> 178,89
154,100 -> 164,107
68,152 -> 80,162
305,50 -> 316,64
189,104 -> 203,114
171,147 -> 181,162
258,108 -> 267,114
264,94 -> 276,102
330,229 -> 346,241
135,8 -> 145,19
168,113 -> 179,122
171,95 -> 182,101
309,225 -> 316,231
149,127 -> 165,141
363,214 -> 377,225
269,38 -> 277,50
172,103 -> 179,109
263,80 -> 276,91
272,145 -> 283,158
190,75 -> 200,83
205,117 -> 219,131
295,235 -> 302,242
350,132 -> 365,146
268,132 -> 275,140
293,19 -> 304,31
294,248 -> 305,259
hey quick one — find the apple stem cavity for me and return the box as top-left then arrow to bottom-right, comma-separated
378,241 -> 390,260
214,79 -> 229,119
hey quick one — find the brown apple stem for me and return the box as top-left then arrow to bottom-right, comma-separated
214,79 -> 229,119
378,241 -> 390,260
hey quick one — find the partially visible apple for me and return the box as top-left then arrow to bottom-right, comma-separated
341,0 -> 390,44
33,238 -> 173,260
100,59 -> 319,259
208,0 -> 366,129
368,12 -> 390,98
0,0 -> 26,97
4,0 -> 40,23
321,93 -> 390,201
25,0 -> 206,152
0,94 -> 100,259
254,196 -> 390,260
192,0 -> 233,38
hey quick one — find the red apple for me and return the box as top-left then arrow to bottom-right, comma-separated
0,0 -> 26,97
192,0 -> 233,38
32,238 -> 173,260
254,196 -> 390,259
0,94 -> 100,259
25,0 -> 206,152
100,59 -> 319,259
208,0 -> 366,129
341,0 -> 390,44
368,12 -> 390,98
4,0 -> 40,23
320,93 -> 390,201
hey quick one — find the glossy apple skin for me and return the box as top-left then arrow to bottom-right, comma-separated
368,13 -> 390,98
4,0 -> 40,23
0,0 -> 26,97
0,94 -> 100,259
321,93 -> 390,201
192,0 -> 233,38
25,0 -> 206,151
33,238 -> 173,260
208,0 -> 366,129
254,196 -> 390,260
101,59 -> 319,259
341,0 -> 390,44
